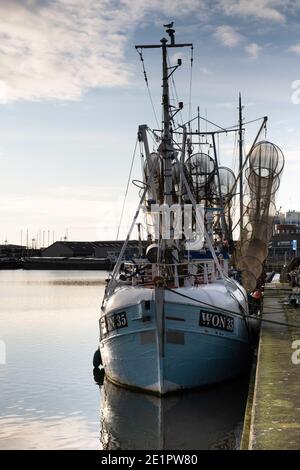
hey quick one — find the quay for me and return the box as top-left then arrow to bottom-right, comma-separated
242,283 -> 300,449
0,240 -> 140,270
0,257 -> 113,270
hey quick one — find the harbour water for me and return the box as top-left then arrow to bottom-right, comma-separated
0,270 -> 250,450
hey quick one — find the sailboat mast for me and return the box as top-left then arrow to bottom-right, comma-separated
238,92 -> 244,236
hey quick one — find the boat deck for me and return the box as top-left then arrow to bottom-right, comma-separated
244,283 -> 300,449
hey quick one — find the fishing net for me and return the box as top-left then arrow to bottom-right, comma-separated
143,152 -> 164,237
144,152 -> 163,202
248,140 -> 284,175
184,152 -> 215,202
211,166 -> 236,237
213,166 -> 236,199
238,141 -> 284,292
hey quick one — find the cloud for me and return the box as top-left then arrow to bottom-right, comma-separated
0,0 -> 132,102
214,25 -> 243,47
170,51 -> 188,65
215,102 -> 235,108
245,42 -> 262,59
0,0 -> 295,105
289,43 -> 300,55
0,185 -> 140,243
0,0 -> 204,103
218,0 -> 287,23
199,66 -> 212,75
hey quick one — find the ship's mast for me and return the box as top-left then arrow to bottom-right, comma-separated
238,92 -> 244,238
161,37 -> 173,209
136,26 -> 192,252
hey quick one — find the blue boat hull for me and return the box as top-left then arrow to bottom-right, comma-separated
100,290 -> 251,395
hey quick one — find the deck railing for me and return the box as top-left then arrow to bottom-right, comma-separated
114,258 -> 229,288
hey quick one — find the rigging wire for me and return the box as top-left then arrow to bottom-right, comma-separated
136,48 -> 160,129
147,126 -> 161,141
168,74 -> 180,131
175,113 -> 228,132
230,132 -> 239,230
232,131 -> 238,174
225,115 -> 267,130
116,138 -> 138,241
205,109 -> 208,145
105,137 -> 163,300
165,287 -> 300,331
146,127 -> 160,151
167,54 -> 184,128
174,114 -> 266,134
188,45 -> 194,124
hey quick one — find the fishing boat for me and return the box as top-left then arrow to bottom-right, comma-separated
94,25 -> 284,395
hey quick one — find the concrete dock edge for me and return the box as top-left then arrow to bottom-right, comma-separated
241,283 -> 300,450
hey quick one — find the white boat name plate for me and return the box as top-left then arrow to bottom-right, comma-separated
199,310 -> 234,332
100,312 -> 128,337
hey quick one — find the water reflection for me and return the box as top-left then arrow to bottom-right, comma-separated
0,413 -> 98,450
0,271 -> 106,286
97,374 -> 249,450
0,270 -> 106,450
0,270 -> 249,450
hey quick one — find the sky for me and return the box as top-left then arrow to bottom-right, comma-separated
1,0 -> 300,245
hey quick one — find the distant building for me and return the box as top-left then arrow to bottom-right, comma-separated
41,240 -> 140,259
277,224 -> 300,234
268,232 -> 300,268
93,241 -> 140,260
270,211 -> 300,265
286,210 -> 300,226
42,241 -> 96,258
273,211 -> 285,226
0,244 -> 26,258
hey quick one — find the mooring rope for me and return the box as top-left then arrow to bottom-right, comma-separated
165,286 -> 300,330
